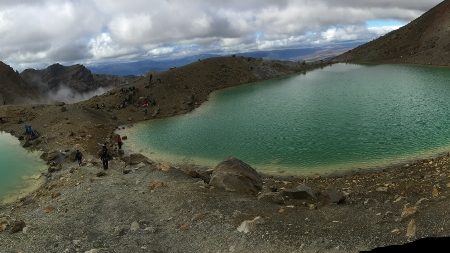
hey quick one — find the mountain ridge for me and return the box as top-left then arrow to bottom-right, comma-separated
336,0 -> 450,66
19,63 -> 136,103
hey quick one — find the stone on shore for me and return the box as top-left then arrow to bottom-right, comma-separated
68,150 -> 78,162
322,188 -> 346,204
281,184 -> 317,200
376,186 -> 389,192
122,153 -> 151,165
130,221 -> 140,232
209,158 -> 262,194
237,216 -> 262,234
184,168 -> 213,183
257,192 -> 285,205
0,219 -> 8,233
41,151 -> 65,163
401,206 -> 417,220
406,219 -> 417,239
48,165 -> 62,173
9,220 -> 26,234
96,171 -> 107,177
149,181 -> 166,190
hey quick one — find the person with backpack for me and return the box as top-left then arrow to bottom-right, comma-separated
99,144 -> 110,170
116,135 -> 123,150
75,150 -> 83,166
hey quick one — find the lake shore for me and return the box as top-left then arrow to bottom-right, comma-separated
0,132 -> 48,204
1,57 -> 450,252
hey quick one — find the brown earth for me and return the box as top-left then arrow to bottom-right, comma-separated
336,0 -> 450,66
0,56 -> 449,252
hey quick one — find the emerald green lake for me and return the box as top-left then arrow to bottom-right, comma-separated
0,132 -> 46,203
122,64 -> 450,174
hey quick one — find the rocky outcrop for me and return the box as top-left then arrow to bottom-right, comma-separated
209,158 -> 262,194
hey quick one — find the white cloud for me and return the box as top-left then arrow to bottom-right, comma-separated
89,33 -> 134,59
0,0 -> 443,69
147,47 -> 175,56
368,26 -> 403,36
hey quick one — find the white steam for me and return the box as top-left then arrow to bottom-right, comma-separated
46,85 -> 112,104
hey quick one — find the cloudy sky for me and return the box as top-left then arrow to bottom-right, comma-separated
0,0 -> 443,70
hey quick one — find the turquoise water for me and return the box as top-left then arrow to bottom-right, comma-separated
0,132 -> 46,202
122,64 -> 450,174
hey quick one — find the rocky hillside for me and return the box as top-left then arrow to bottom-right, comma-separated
336,0 -> 450,66
86,56 -> 327,127
21,63 -> 133,94
0,61 -> 40,104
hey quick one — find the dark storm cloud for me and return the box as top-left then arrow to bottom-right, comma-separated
47,43 -> 93,62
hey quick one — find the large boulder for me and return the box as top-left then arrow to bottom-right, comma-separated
322,188 -> 346,204
184,168 -> 213,183
41,151 -> 65,164
209,158 -> 262,194
122,153 -> 151,165
9,220 -> 26,234
281,184 -> 317,200
257,192 -> 285,205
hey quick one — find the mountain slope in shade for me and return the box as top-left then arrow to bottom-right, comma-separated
20,63 -> 136,103
21,64 -> 115,93
336,0 -> 450,66
0,61 -> 39,104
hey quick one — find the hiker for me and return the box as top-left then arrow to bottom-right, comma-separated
116,135 -> 123,150
99,144 -> 110,170
75,150 -> 83,166
25,124 -> 31,135
25,124 -> 38,140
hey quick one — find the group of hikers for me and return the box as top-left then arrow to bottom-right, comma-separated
116,85 -> 157,116
118,86 -> 138,109
73,134 -> 124,170
23,123 -> 125,171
